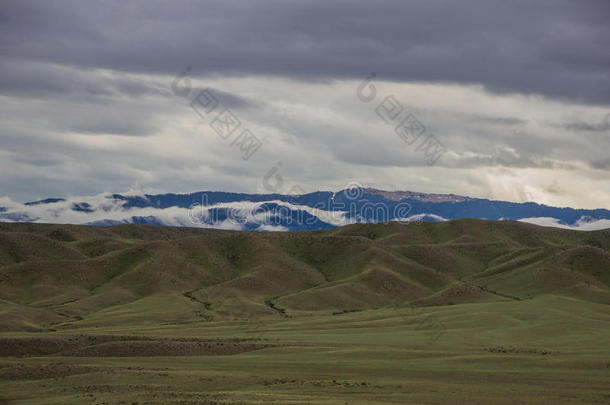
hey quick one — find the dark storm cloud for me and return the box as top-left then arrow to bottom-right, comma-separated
1,0 -> 609,104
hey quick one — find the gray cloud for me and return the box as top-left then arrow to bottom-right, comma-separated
207,88 -> 255,110
468,116 -> 527,126
591,159 -> 610,170
560,116 -> 610,132
1,0 -> 609,210
0,60 -> 166,100
1,0 -> 609,104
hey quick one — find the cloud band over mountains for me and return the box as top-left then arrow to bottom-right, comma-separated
2,189 -> 609,231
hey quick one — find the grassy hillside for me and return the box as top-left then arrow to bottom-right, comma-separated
1,219 -> 609,404
1,219 -> 608,331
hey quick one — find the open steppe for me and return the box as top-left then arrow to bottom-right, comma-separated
1,219 -> 609,404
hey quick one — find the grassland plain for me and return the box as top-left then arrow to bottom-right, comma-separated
0,219 -> 609,404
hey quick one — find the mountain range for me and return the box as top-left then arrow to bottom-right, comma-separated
1,188 -> 609,231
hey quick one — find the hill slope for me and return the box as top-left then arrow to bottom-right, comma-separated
1,219 -> 609,332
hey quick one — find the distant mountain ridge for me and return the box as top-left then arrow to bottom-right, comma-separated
1,188 -> 609,231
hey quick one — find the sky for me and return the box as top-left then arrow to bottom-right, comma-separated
1,0 -> 609,209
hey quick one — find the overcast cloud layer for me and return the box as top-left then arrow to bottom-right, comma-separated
1,0 -> 609,209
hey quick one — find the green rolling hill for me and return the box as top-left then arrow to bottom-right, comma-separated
1,219 -> 609,404
1,219 -> 608,332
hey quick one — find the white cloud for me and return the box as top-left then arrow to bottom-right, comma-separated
518,217 -> 610,231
